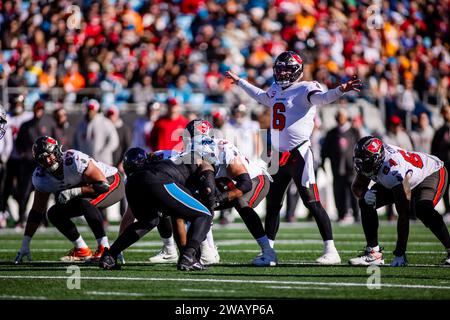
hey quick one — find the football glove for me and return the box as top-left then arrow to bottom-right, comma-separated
14,248 -> 32,264
57,187 -> 82,204
364,190 -> 377,207
214,189 -> 229,209
390,254 -> 408,267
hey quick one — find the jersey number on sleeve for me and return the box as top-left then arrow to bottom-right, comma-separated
399,150 -> 423,169
272,102 -> 286,130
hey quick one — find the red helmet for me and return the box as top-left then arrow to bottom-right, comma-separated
273,51 -> 304,87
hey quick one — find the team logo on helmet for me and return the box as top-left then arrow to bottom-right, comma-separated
366,138 -> 382,154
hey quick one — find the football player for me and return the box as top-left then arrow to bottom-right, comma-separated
0,105 -> 7,140
226,51 -> 362,264
350,136 -> 450,266
100,147 -> 216,271
15,136 -> 124,263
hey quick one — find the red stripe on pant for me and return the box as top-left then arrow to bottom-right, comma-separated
433,167 -> 445,207
313,184 -> 320,202
90,173 -> 120,206
249,175 -> 265,208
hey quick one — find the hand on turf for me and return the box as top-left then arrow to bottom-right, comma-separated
364,190 -> 377,207
225,70 -> 240,84
390,254 -> 408,267
14,248 -> 32,264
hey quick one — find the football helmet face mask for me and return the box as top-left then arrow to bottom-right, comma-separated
353,136 -> 385,177
123,147 -> 148,176
273,51 -> 304,87
0,105 -> 6,140
32,136 -> 63,172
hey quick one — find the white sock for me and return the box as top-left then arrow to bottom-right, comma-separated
162,236 -> 176,250
96,236 -> 109,248
268,239 -> 275,248
72,236 -> 88,249
324,240 -> 337,253
206,228 -> 215,249
21,235 -> 32,251
256,236 -> 271,250
371,245 -> 380,252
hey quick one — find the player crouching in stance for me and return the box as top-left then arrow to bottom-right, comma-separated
99,147 -> 216,271
15,136 -> 124,263
350,136 -> 450,266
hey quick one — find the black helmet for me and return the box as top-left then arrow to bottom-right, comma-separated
123,147 -> 148,176
32,136 -> 63,172
273,51 -> 304,87
353,136 -> 385,177
0,105 -> 6,140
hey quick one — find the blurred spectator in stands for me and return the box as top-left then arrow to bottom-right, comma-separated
132,101 -> 161,152
50,105 -> 72,149
73,99 -> 119,165
411,112 -> 434,154
0,109 -> 13,228
15,100 -> 54,228
351,113 -> 371,137
432,105 -> 450,222
63,62 -> 85,93
227,103 -> 261,161
149,98 -> 189,152
38,57 -> 58,92
384,115 -> 413,150
322,108 -> 361,224
168,75 -> 193,105
0,95 -> 33,225
132,74 -> 155,106
106,105 -> 132,216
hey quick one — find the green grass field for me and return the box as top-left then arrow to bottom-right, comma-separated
0,221 -> 449,300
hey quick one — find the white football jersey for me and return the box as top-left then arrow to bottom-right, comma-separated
214,139 -> 265,180
371,144 -> 443,190
264,81 -> 323,152
32,149 -> 118,194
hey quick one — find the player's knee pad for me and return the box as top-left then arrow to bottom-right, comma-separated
415,201 -> 443,229
47,205 -> 64,224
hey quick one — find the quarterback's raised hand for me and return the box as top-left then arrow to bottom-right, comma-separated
14,247 -> 32,264
339,76 -> 363,93
225,70 -> 240,84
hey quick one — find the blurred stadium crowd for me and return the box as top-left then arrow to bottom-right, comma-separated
0,0 -> 449,227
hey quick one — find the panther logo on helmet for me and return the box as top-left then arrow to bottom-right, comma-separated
123,147 -> 149,176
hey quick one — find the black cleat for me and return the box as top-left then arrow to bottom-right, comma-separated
99,248 -> 121,270
177,248 -> 206,271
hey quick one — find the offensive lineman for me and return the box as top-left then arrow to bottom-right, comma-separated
226,51 -> 362,264
15,136 -> 124,263
350,136 -> 450,266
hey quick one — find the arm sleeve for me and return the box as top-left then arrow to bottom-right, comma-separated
237,79 -> 272,107
309,87 -> 344,106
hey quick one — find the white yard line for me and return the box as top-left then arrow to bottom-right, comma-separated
84,291 -> 145,297
265,286 -> 331,290
181,289 -> 236,293
0,294 -> 47,300
0,275 -> 449,290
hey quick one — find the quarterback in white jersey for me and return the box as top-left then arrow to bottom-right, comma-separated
226,51 -> 362,264
15,136 -> 125,264
350,136 -> 450,266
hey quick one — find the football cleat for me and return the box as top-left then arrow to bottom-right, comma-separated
177,249 -> 206,271
99,248 -> 121,270
200,241 -> 220,265
444,254 -> 450,266
60,247 -> 93,262
89,245 -> 108,262
117,251 -> 126,264
316,251 -> 342,265
349,247 -> 385,266
252,248 -> 278,267
148,246 -> 178,263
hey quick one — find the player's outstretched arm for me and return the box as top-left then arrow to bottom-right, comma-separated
225,70 -> 271,106
15,191 -> 50,263
309,75 -> 362,106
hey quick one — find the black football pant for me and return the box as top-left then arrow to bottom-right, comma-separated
360,167 -> 450,254
265,149 -> 333,241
